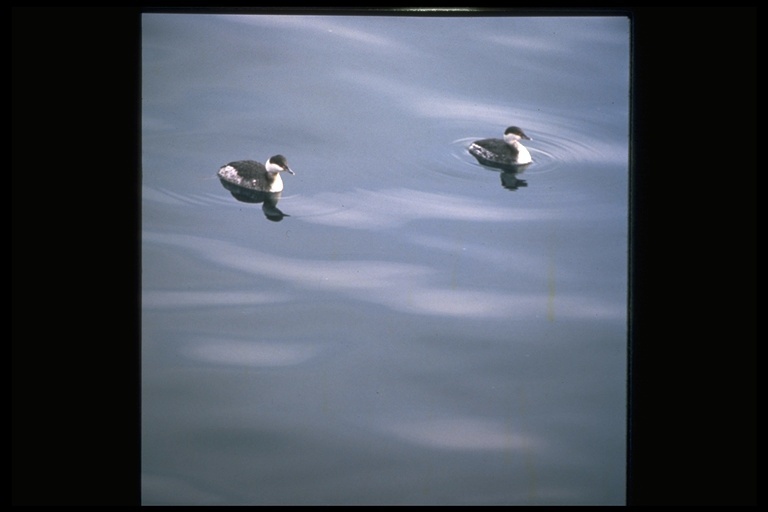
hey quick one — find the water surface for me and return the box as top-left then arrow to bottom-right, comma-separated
142,14 -> 630,505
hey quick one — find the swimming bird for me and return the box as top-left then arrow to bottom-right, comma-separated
217,154 -> 295,194
468,126 -> 532,169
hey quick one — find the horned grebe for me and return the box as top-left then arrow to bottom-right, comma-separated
217,154 -> 295,194
468,126 -> 532,169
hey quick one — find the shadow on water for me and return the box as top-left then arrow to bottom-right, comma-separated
218,178 -> 289,222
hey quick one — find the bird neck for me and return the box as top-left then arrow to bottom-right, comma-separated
515,143 -> 532,164
267,173 -> 284,193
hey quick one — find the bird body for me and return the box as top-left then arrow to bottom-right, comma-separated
468,126 -> 532,169
217,154 -> 294,193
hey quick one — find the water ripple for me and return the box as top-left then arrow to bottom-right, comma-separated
284,188 -> 558,229
144,184 -> 233,207
143,231 -> 627,321
143,290 -> 289,309
384,417 -> 537,451
182,338 -> 319,367
448,113 -> 627,180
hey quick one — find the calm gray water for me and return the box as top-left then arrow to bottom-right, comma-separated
141,14 -> 630,505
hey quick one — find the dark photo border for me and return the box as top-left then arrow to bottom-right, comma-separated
12,5 -> 755,506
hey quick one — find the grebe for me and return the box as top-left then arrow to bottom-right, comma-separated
217,154 -> 295,194
468,126 -> 532,169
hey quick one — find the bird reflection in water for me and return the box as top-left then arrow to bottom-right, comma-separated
470,161 -> 530,192
499,170 -> 528,191
218,179 -> 289,221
